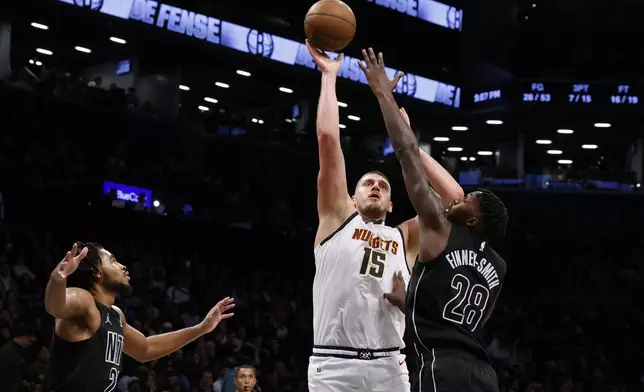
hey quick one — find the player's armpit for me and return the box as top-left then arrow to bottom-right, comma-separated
398,217 -> 420,271
113,305 -> 150,363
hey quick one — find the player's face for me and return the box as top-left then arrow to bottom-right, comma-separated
445,191 -> 480,227
352,173 -> 392,219
98,249 -> 132,295
235,368 -> 257,392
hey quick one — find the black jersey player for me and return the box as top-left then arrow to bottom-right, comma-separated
44,243 -> 234,392
360,48 -> 508,392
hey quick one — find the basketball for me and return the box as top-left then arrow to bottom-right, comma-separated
304,0 -> 356,52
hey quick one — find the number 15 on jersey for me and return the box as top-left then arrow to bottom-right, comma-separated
359,247 -> 386,279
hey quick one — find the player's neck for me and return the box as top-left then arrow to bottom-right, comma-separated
92,288 -> 117,307
359,213 -> 386,224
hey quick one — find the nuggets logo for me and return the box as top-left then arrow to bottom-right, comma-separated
246,30 -> 274,58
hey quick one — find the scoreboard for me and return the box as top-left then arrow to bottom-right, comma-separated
471,80 -> 641,110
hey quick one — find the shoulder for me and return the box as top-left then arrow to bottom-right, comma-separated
67,287 -> 95,304
111,305 -> 127,325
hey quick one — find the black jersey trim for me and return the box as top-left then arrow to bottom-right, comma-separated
395,226 -> 411,274
318,211 -> 359,247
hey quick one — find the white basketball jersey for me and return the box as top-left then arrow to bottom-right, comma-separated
313,212 -> 411,349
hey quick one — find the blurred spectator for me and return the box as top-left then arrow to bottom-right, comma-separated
0,322 -> 36,392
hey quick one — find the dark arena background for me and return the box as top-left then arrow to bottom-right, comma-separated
0,0 -> 643,391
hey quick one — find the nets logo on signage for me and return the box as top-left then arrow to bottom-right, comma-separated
56,0 -> 461,108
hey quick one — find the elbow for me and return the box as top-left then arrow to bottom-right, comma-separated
395,143 -> 420,159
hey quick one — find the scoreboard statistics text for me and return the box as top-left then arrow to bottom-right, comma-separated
471,80 -> 640,110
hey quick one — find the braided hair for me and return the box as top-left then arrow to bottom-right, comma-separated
477,189 -> 508,244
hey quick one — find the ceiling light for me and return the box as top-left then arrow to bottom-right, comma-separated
348,115 -> 360,121
109,37 -> 127,44
279,87 -> 293,93
338,101 -> 348,108
477,151 -> 493,156
486,120 -> 503,125
460,157 -> 468,161
75,46 -> 91,53
558,159 -> 573,164
452,126 -> 468,131
536,139 -> 552,145
31,22 -> 48,30
197,105 -> 209,111
339,124 -> 346,129
447,147 -> 463,152
433,137 -> 449,142
557,129 -> 574,134
594,122 -> 611,128
29,60 -> 34,64
582,144 -> 598,149
547,150 -> 562,155
35,61 -> 42,66
179,85 -> 190,91
215,82 -> 229,88
285,119 -> 293,123
258,119 -> 264,124
204,97 -> 218,104
252,118 -> 258,123
469,157 -> 476,161
236,70 -> 251,76
36,48 -> 53,56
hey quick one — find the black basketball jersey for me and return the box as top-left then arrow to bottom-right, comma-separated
405,224 -> 506,362
47,300 -> 124,392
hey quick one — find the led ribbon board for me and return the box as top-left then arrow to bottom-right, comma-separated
56,0 -> 461,108
365,0 -> 463,31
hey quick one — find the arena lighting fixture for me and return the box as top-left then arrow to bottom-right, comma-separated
285,118 -> 293,123
179,85 -> 190,91
29,60 -> 34,64
469,157 -> 476,161
477,151 -> 493,156
279,87 -> 293,93
204,97 -> 218,104
536,139 -> 552,145
197,105 -> 209,111
433,137 -> 449,142
153,200 -> 160,207
557,129 -> 574,134
451,126 -> 468,131
347,115 -> 360,121
460,156 -> 468,161
258,119 -> 264,124
447,146 -> 463,152
594,122 -> 611,128
338,101 -> 348,107
582,144 -> 598,149
236,70 -> 251,76
252,118 -> 258,123
558,159 -> 573,165
339,124 -> 347,129
486,120 -> 503,125
75,46 -> 91,53
547,150 -> 563,155
109,37 -> 127,44
36,48 -> 53,55
35,61 -> 42,66
215,82 -> 229,88
31,22 -> 49,30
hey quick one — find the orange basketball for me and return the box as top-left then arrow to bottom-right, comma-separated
304,0 -> 356,52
